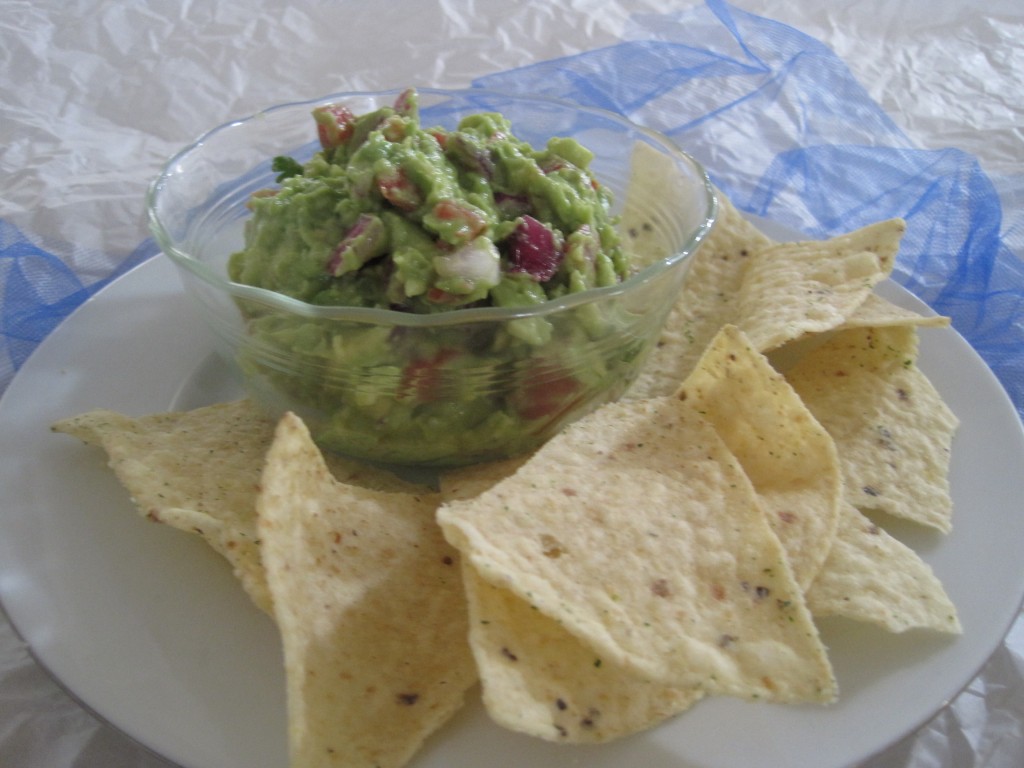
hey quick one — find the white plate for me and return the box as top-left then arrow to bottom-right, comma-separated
1,254 -> 1023,768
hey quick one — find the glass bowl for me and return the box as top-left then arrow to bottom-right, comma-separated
147,88 -> 716,467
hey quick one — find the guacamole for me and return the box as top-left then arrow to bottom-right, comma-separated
227,89 -> 646,466
229,88 -> 628,312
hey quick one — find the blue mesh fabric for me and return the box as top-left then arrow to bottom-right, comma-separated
0,220 -> 154,390
476,0 -> 1024,415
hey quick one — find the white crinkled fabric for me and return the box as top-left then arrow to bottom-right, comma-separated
1,1 -> 1022,767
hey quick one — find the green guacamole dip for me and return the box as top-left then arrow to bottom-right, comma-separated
226,89 -> 645,466
229,88 -> 628,313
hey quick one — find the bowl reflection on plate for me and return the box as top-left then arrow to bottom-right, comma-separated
146,88 -> 716,467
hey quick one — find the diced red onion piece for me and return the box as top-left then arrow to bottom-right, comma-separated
508,215 -> 561,282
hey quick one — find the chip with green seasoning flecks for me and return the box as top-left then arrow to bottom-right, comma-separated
784,324 -> 959,532
627,189 -> 772,400
735,218 -> 905,353
679,325 -> 842,592
767,292 -> 951,373
52,399 -> 425,614
458,562 -> 704,743
837,292 -> 950,331
437,393 -> 837,706
806,502 -> 960,633
258,412 -> 477,768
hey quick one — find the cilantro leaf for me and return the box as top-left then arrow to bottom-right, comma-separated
271,155 -> 305,183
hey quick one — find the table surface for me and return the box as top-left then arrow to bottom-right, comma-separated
1,1 -> 1022,767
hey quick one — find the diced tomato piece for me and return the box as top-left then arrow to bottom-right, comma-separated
398,349 -> 458,402
540,157 -> 567,174
312,104 -> 355,149
425,287 -> 464,305
514,365 -> 584,421
377,168 -> 422,210
393,88 -> 418,117
430,200 -> 488,243
428,129 -> 449,149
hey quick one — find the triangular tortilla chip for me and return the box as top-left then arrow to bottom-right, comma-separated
258,412 -> 477,768
807,502 -> 960,633
627,190 -> 773,399
439,460 -> 703,743
784,325 -> 959,532
620,140 -> 710,267
628,196 -> 906,400
768,292 -> 951,373
460,563 -> 703,743
679,326 -> 842,591
737,219 -> 905,352
437,395 -> 836,703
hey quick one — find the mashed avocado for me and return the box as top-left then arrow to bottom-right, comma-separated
229,88 -> 628,312
227,89 -> 645,466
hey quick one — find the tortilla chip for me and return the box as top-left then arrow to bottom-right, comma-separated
437,395 -> 836,704
679,326 -> 841,591
784,325 -> 959,532
768,292 -> 951,373
627,190 -> 773,399
807,503 -> 960,633
258,412 -> 477,768
620,140 -> 713,267
439,457 -> 703,743
737,219 -> 905,352
840,292 -> 951,330
628,198 -> 907,401
461,563 -> 703,743
439,457 -> 529,503
52,399 -> 423,613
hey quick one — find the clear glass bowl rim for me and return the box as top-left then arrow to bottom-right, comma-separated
146,86 -> 719,327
